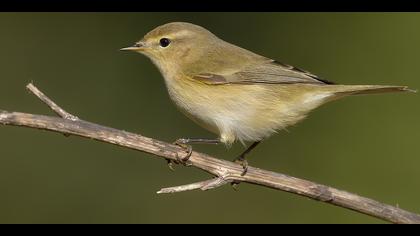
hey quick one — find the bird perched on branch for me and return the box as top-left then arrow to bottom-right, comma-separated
121,22 -> 414,175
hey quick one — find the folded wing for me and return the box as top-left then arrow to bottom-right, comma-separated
192,60 -> 334,85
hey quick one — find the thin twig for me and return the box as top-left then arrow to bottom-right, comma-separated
26,83 -> 79,121
157,177 -> 231,194
0,83 -> 419,224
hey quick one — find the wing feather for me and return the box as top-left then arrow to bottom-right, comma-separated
192,60 -> 334,85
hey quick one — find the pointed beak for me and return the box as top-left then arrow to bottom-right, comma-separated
120,41 -> 146,52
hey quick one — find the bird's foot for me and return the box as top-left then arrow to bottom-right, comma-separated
230,181 -> 241,191
233,155 -> 248,176
167,138 -> 220,170
166,159 -> 176,171
173,138 -> 193,166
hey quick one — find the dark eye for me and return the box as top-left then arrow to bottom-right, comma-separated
159,38 -> 171,47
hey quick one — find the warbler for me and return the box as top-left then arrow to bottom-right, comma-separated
121,22 -> 413,174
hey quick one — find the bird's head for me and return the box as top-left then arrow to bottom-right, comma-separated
121,22 -> 219,75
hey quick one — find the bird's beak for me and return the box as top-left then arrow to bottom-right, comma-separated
120,41 -> 146,52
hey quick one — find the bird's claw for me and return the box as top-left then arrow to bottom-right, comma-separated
173,139 -> 193,166
234,155 -> 249,176
166,159 -> 176,171
230,181 -> 240,191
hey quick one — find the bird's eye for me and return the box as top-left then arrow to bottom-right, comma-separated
159,38 -> 171,47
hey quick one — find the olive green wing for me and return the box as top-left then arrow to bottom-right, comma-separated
192,60 -> 334,85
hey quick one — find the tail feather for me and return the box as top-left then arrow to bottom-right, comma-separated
327,85 -> 416,96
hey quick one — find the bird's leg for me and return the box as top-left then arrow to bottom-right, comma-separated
233,141 -> 261,176
171,138 -> 221,167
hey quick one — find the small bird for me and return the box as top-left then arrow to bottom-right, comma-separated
121,22 -> 414,175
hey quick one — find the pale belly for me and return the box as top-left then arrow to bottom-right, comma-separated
165,78 -> 330,145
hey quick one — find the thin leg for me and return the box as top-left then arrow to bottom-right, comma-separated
233,141 -> 261,176
175,138 -> 221,145
170,138 -> 220,167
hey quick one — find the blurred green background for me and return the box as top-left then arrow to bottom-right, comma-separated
0,13 -> 419,224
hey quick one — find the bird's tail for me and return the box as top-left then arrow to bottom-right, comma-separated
323,85 -> 416,100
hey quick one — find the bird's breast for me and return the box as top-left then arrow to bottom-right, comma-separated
164,75 -> 237,135
162,75 -> 305,145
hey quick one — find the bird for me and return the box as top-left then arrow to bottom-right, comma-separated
121,22 -> 414,175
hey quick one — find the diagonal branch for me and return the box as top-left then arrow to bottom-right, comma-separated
26,83 -> 79,121
0,83 -> 419,224
157,177 -> 232,194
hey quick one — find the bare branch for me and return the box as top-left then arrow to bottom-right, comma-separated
1,83 -> 420,224
26,83 -> 79,121
157,177 -> 231,194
